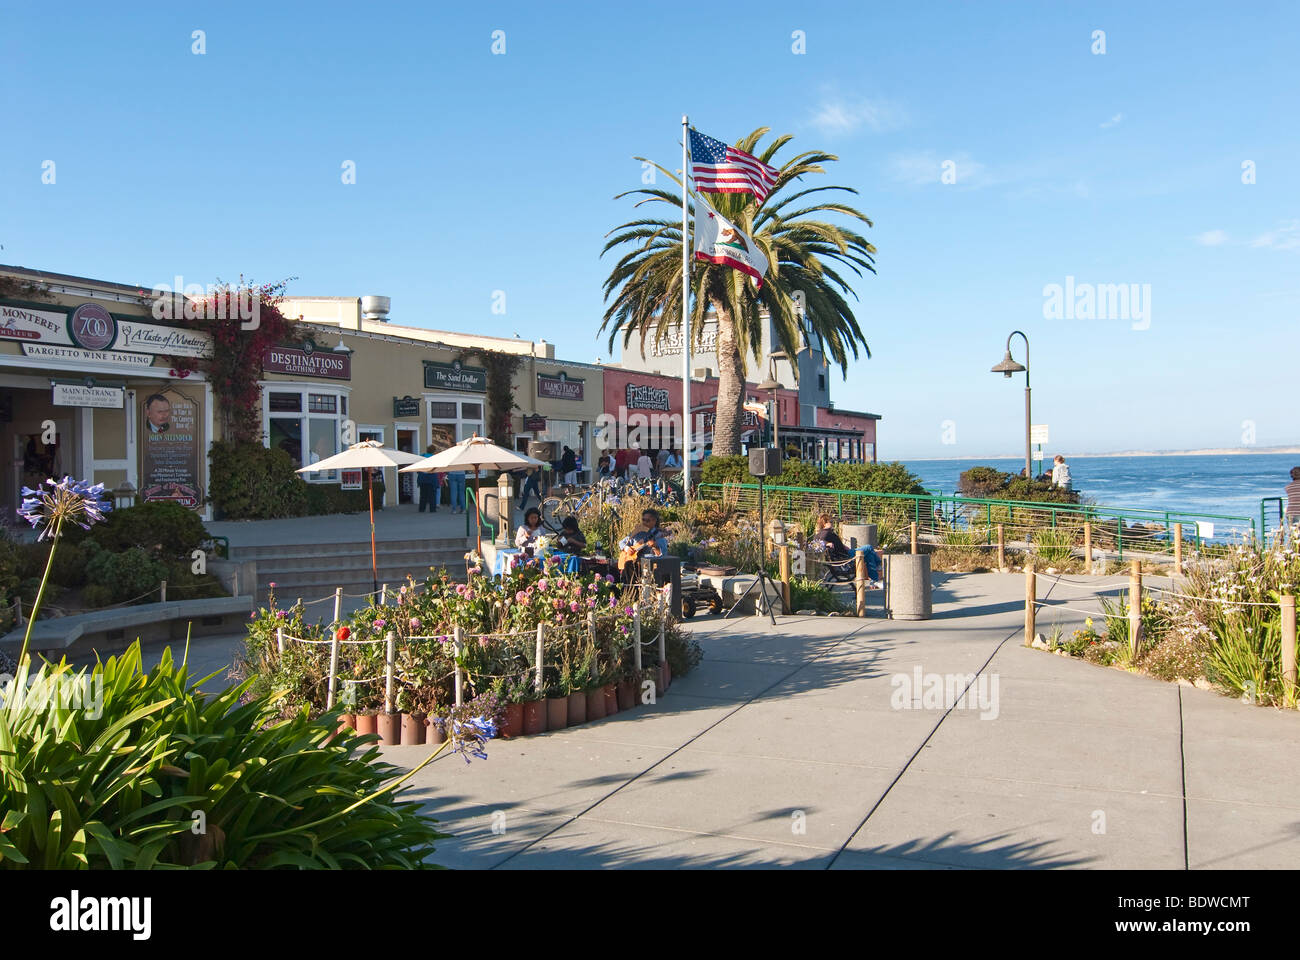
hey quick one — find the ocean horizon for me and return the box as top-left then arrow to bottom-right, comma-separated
897,452 -> 1297,534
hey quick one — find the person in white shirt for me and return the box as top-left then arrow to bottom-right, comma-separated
515,507 -> 545,550
636,450 -> 653,480
1051,454 -> 1072,491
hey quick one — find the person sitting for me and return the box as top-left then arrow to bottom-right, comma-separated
814,513 -> 854,582
515,507 -> 545,553
557,515 -> 587,555
618,508 -> 668,581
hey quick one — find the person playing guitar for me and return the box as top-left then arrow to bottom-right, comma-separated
618,508 -> 668,580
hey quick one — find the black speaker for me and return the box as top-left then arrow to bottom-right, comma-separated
748,447 -> 782,478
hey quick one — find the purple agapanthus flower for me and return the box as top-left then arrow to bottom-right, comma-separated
450,716 -> 497,763
17,476 -> 111,541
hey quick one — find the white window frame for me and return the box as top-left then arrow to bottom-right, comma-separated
261,381 -> 352,482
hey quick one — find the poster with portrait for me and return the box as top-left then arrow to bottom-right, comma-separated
140,387 -> 203,510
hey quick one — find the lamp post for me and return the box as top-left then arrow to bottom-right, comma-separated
496,471 -> 514,546
991,331 -> 1031,479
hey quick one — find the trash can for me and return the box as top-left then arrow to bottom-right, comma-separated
841,523 -> 877,550
884,553 -> 931,620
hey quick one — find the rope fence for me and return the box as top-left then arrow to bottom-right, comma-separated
1021,560 -> 1299,708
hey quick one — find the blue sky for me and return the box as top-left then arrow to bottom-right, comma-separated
3,1 -> 1297,458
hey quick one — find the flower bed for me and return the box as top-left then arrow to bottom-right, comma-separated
232,562 -> 702,743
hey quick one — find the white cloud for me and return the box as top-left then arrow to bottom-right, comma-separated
1194,229 -> 1228,246
1099,113 -> 1124,129
809,96 -> 906,136
1251,220 -> 1300,251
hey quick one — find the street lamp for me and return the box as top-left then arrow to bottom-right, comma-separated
991,330 -> 1031,479
759,349 -> 786,453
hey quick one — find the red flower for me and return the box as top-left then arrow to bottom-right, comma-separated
336,626 -> 351,642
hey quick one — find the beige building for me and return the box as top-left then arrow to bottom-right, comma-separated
0,270 -> 605,518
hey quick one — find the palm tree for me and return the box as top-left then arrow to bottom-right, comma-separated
600,127 -> 876,457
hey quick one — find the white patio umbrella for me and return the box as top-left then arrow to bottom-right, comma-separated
296,440 -> 425,593
400,434 -> 544,555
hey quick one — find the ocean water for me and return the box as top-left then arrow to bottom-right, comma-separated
900,453 -> 1297,532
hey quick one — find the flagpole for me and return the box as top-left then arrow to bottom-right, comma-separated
681,114 -> 692,504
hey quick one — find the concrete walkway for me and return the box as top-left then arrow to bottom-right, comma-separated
383,571 -> 1300,870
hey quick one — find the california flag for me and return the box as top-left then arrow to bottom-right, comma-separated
694,203 -> 769,288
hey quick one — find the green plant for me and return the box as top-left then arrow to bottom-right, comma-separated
90,501 -> 208,560
0,643 -> 449,868
788,575 -> 847,613
207,441 -> 309,519
1032,528 -> 1076,566
85,546 -> 167,604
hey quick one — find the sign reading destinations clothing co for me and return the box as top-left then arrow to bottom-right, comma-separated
537,372 -> 584,401
263,344 -> 351,380
424,360 -> 486,393
625,383 -> 671,411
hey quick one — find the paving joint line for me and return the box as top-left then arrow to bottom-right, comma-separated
825,574 -> 1066,869
488,619 -> 880,868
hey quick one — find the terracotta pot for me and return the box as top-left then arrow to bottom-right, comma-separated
355,713 -> 378,736
603,683 -> 619,716
616,679 -> 635,711
546,696 -> 568,731
658,661 -> 670,695
401,712 -> 426,746
500,702 -> 525,738
522,700 -> 547,736
377,712 -> 400,746
338,713 -> 356,732
586,687 -> 606,721
426,717 -> 447,744
664,660 -> 672,691
567,691 -> 587,725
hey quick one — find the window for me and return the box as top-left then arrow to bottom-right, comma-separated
427,394 -> 484,459
263,384 -> 349,481
817,374 -> 825,392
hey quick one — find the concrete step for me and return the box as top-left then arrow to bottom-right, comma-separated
253,550 -> 467,574
230,537 -> 467,561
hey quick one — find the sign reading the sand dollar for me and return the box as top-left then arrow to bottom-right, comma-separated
140,388 -> 203,510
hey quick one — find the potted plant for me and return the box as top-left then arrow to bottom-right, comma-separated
544,665 -> 568,731
616,666 -> 637,711
493,677 -> 525,739
565,640 -> 594,725
396,687 -> 425,746
426,704 -> 449,745
377,710 -> 400,746
521,682 -> 547,736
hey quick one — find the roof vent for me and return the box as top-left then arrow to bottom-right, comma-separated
360,296 -> 390,321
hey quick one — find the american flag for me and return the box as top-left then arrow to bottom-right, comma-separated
689,128 -> 779,202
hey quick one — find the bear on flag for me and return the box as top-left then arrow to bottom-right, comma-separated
693,202 -> 769,288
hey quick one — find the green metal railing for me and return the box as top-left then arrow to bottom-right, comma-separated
466,487 -> 497,541
698,482 -> 1256,560
1260,497 -> 1286,541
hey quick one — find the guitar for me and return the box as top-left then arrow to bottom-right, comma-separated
617,532 -> 663,572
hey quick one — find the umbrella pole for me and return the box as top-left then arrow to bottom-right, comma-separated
474,473 -> 482,557
368,471 -> 378,595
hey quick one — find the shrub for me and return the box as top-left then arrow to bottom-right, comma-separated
958,466 -> 1080,505
80,584 -> 115,608
825,461 -> 927,495
0,644 -> 445,868
789,576 -> 848,613
90,501 -> 209,560
208,440 -> 309,520
85,545 -> 167,604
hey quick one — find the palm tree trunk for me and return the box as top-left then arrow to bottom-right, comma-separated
712,303 -> 745,457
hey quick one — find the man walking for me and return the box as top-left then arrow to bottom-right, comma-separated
1286,466 -> 1300,532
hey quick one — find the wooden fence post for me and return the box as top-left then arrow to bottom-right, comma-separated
535,623 -> 545,693
997,524 -> 1006,571
1024,564 -> 1036,646
1173,522 -> 1183,575
453,625 -> 463,707
1281,594 -> 1296,709
855,550 -> 868,617
779,544 -> 792,612
910,522 -> 918,554
276,626 -> 284,656
1129,560 -> 1143,658
327,629 -> 340,709
633,604 -> 642,671
1083,522 -> 1092,574
15,596 -> 21,626
381,583 -> 388,605
587,611 -> 598,683
384,630 -> 395,714
160,580 -> 167,603
333,586 -> 343,627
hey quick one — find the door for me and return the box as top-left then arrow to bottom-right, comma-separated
395,427 -> 417,505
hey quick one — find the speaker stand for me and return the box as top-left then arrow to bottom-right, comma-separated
723,473 -> 779,625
